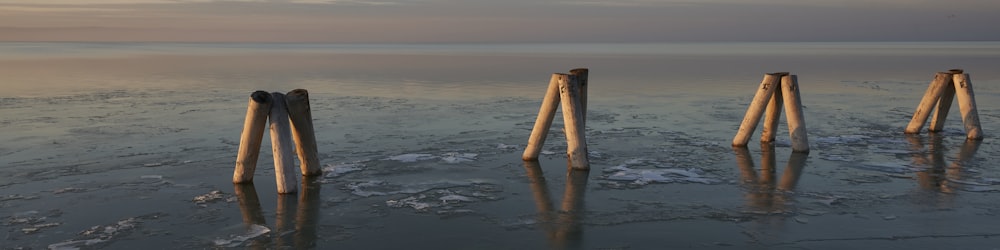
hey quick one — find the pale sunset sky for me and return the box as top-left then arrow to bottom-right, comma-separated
1,0 -> 998,43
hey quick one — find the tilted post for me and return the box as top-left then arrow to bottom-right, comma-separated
285,89 -> 323,176
270,92 -> 298,194
234,91 -> 272,184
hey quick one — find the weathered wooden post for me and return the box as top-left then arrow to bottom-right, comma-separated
523,74 -> 562,161
522,68 -> 591,170
928,70 -> 962,132
558,74 -> 590,170
234,91 -> 272,184
270,92 -> 298,194
285,89 -> 322,176
781,75 -> 810,152
761,74 -> 785,143
905,72 -> 953,134
733,73 -> 782,146
952,72 -> 983,140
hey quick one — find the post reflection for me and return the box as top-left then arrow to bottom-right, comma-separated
233,178 -> 322,248
906,134 -> 981,206
733,143 -> 808,215
523,160 -> 589,250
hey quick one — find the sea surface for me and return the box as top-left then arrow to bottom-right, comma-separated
2,42 -> 1000,249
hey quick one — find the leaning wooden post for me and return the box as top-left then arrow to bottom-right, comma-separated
558,74 -> 590,170
761,73 -> 787,142
905,72 -> 953,134
781,74 -> 810,153
270,92 -> 298,194
234,91 -> 272,184
732,73 -> 782,146
952,72 -> 984,140
285,89 -> 322,176
522,74 -> 562,161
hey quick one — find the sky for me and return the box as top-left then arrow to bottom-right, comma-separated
1,0 -> 999,43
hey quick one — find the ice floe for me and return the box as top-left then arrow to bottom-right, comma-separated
602,160 -> 722,186
212,224 -> 271,247
324,162 -> 365,178
440,153 -> 477,164
386,153 -> 437,162
48,214 -> 162,250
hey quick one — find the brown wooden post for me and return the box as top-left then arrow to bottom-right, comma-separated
234,91 -> 272,184
781,75 -> 810,153
558,74 -> 590,170
285,89 -> 322,176
761,74 -> 786,143
270,92 -> 298,194
523,74 -> 562,161
952,72 -> 984,140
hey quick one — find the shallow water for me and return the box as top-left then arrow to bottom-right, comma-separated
2,42 -> 1000,249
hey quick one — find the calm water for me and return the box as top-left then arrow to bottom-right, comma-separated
2,42 -> 1000,249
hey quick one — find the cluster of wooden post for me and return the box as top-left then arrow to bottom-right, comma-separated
233,89 -> 322,194
905,69 -> 983,140
732,72 -> 810,153
523,68 -> 590,170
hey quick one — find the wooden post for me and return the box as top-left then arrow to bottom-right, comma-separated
558,74 -> 590,170
234,91 -> 272,184
570,68 -> 589,126
285,89 -> 322,176
523,74 -> 562,161
761,81 -> 784,142
781,75 -> 810,153
905,72 -> 954,134
270,92 -> 298,194
732,73 -> 782,146
952,73 -> 984,140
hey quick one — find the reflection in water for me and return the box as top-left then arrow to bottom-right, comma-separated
906,134 -> 981,206
523,160 -> 589,250
733,144 -> 808,214
233,179 -> 322,248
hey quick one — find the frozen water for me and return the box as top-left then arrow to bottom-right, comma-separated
440,152 -> 477,164
48,214 -> 160,250
439,194 -> 475,203
140,175 -> 163,180
324,162 -> 365,178
212,224 -> 271,247
604,163 -> 721,185
496,143 -> 519,150
193,190 -> 230,205
386,153 -> 437,162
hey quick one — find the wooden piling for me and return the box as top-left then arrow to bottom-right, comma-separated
285,89 -> 322,176
761,82 -> 784,142
781,75 -> 810,153
523,74 -> 562,161
269,92 -> 298,194
558,74 -> 590,170
570,68 -> 589,125
732,73 -> 782,147
952,73 -> 983,140
234,91 -> 273,184
905,72 -> 954,134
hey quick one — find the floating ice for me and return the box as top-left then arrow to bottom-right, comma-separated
53,187 -> 86,194
140,175 -> 163,180
497,143 -> 519,150
439,194 -> 475,203
193,190 -> 230,204
213,224 -> 271,247
961,186 -> 1000,192
49,214 -> 160,250
386,153 -> 437,162
540,150 -> 556,155
386,196 -> 434,211
324,162 -> 365,178
440,152 -> 477,164
21,222 -> 60,234
604,165 -> 721,185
